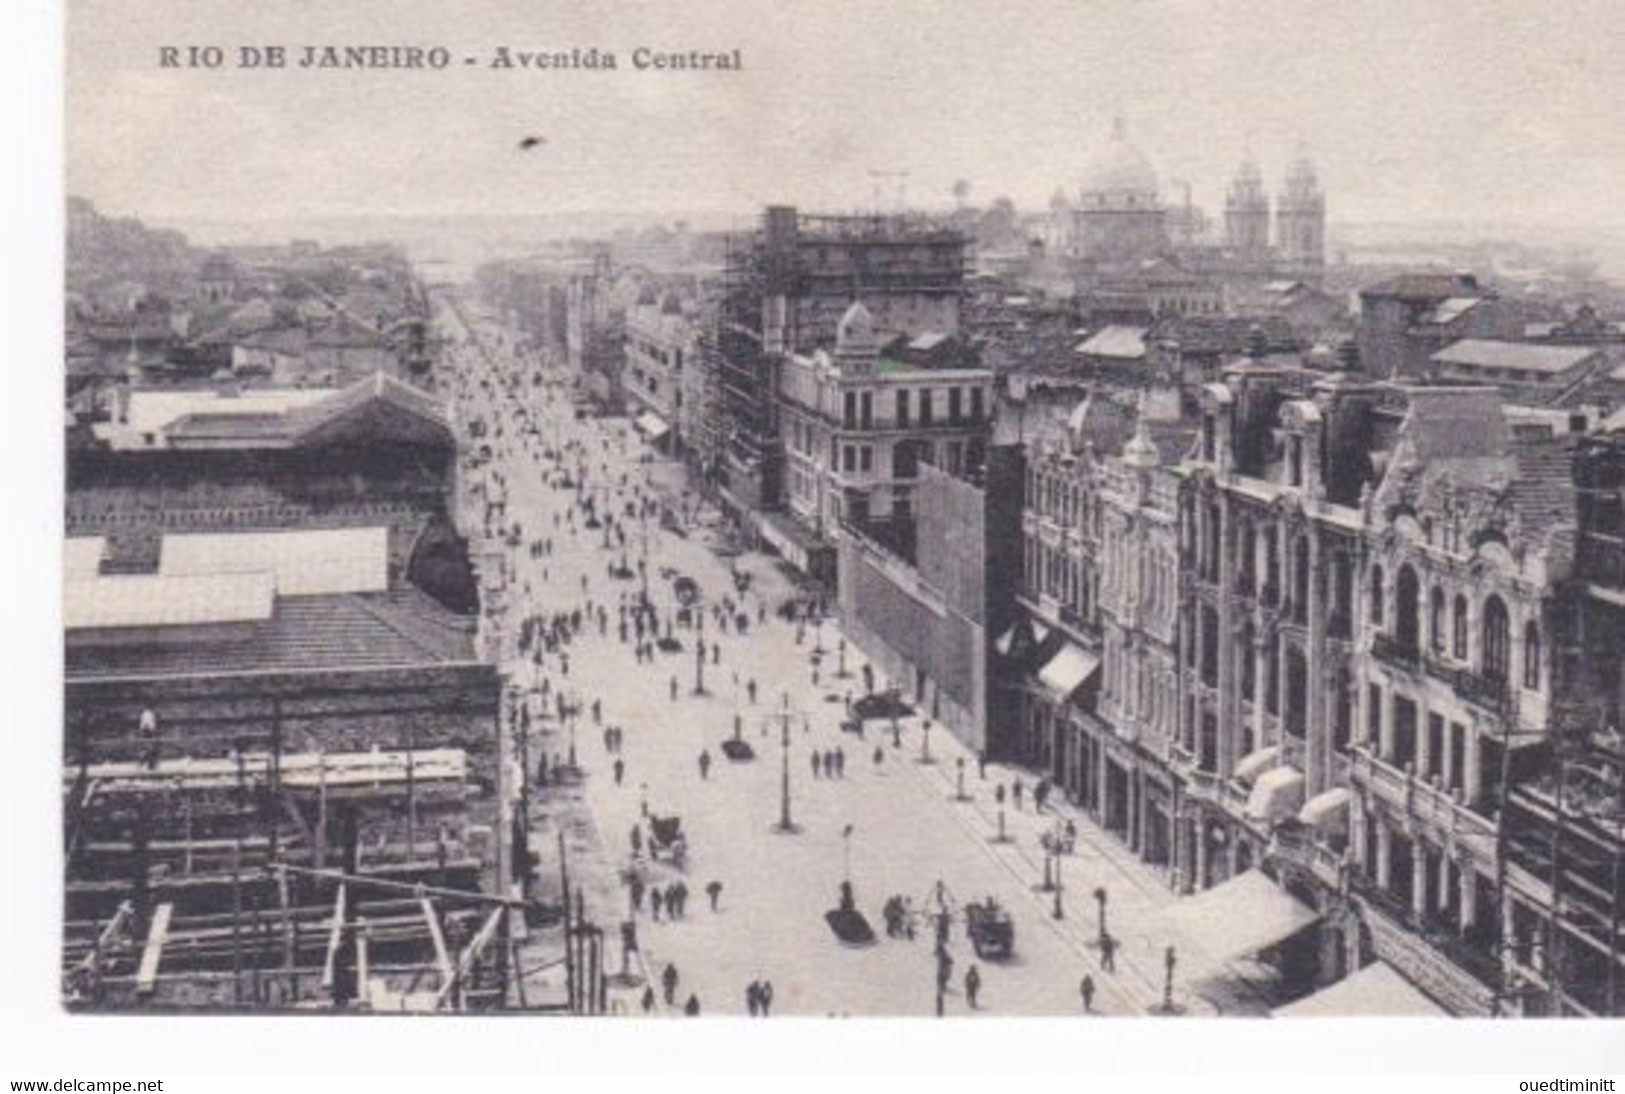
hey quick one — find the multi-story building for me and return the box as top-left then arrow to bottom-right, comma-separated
623,288 -> 697,451
1355,272 -> 1522,380
712,206 -> 970,553
777,301 -> 993,575
1002,388 -> 1193,878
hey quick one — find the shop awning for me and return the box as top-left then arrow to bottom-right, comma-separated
1298,787 -> 1353,835
1232,745 -> 1282,787
1161,869 -> 1321,966
1272,960 -> 1448,1018
1246,766 -> 1306,823
1037,642 -> 1099,700
635,412 -> 670,440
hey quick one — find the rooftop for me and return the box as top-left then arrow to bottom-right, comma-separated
66,585 -> 476,680
1432,339 -> 1600,375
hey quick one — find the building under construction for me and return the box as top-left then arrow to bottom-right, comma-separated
711,206 -> 972,521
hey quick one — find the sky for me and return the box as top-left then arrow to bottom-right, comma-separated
67,0 -> 1625,234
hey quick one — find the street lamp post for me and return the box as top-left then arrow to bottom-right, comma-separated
955,758 -> 968,802
1094,887 -> 1109,947
1052,851 -> 1064,920
693,642 -> 705,696
837,639 -> 849,679
919,720 -> 934,765
1162,946 -> 1177,1013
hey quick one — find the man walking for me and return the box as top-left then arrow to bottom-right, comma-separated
706,880 -> 723,912
662,963 -> 679,1006
964,964 -> 982,1010
1079,974 -> 1095,1013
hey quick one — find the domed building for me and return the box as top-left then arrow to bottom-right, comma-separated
1072,116 -> 1170,267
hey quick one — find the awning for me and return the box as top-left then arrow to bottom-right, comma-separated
1037,642 -> 1100,700
994,618 -> 1050,657
1298,787 -> 1353,835
1232,745 -> 1282,787
1161,869 -> 1321,966
1273,961 -> 1448,1018
1246,766 -> 1306,823
635,412 -> 670,440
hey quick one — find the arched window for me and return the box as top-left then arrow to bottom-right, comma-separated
1369,564 -> 1385,626
1523,621 -> 1542,691
1482,596 -> 1510,684
1396,566 -> 1421,650
1429,586 -> 1446,653
1453,595 -> 1469,660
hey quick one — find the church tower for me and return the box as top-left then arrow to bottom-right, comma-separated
1275,152 -> 1326,271
1223,155 -> 1271,260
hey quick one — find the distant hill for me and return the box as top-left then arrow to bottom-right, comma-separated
67,196 -> 205,300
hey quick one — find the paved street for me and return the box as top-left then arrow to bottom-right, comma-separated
436,291 -> 1274,1018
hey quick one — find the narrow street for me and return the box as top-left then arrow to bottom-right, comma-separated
436,290 -> 1273,1018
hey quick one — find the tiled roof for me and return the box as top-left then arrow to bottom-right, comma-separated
1360,273 -> 1480,302
1401,387 -> 1510,461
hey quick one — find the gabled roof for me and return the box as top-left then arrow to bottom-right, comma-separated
1360,273 -> 1480,303
1432,339 -> 1599,375
1075,325 -> 1148,360
1401,387 -> 1510,461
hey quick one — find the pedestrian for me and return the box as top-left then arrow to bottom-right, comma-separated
674,881 -> 689,917
631,824 -> 643,858
964,965 -> 982,1009
759,980 -> 774,1016
613,757 -> 625,786
873,746 -> 884,769
712,644 -> 720,665
683,994 -> 700,1017
1013,779 -> 1024,811
706,880 -> 723,912
834,747 -> 846,778
662,963 -> 679,1005
812,751 -> 822,779
1079,974 -> 1095,1013
746,982 -> 761,1017
669,677 -> 678,702
699,750 -> 712,780
995,784 -> 1006,807
641,986 -> 656,1014
977,750 -> 988,780
650,886 -> 663,921
748,678 -> 758,704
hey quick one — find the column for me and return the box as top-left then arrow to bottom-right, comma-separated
1459,862 -> 1477,933
1411,843 -> 1427,920
1465,728 -> 1481,807
1194,815 -> 1209,891
1379,685 -> 1395,761
1375,821 -> 1392,889
1416,705 -> 1431,779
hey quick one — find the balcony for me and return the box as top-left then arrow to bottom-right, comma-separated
1267,826 -> 1349,891
1349,750 -> 1497,861
1371,632 -> 1422,674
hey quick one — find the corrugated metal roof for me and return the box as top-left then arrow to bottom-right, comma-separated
160,527 -> 389,596
65,572 -> 275,630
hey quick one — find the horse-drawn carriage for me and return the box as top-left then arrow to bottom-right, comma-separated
648,815 -> 687,869
964,898 -> 1014,959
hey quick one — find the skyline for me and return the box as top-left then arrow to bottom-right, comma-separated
69,0 -> 1625,235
